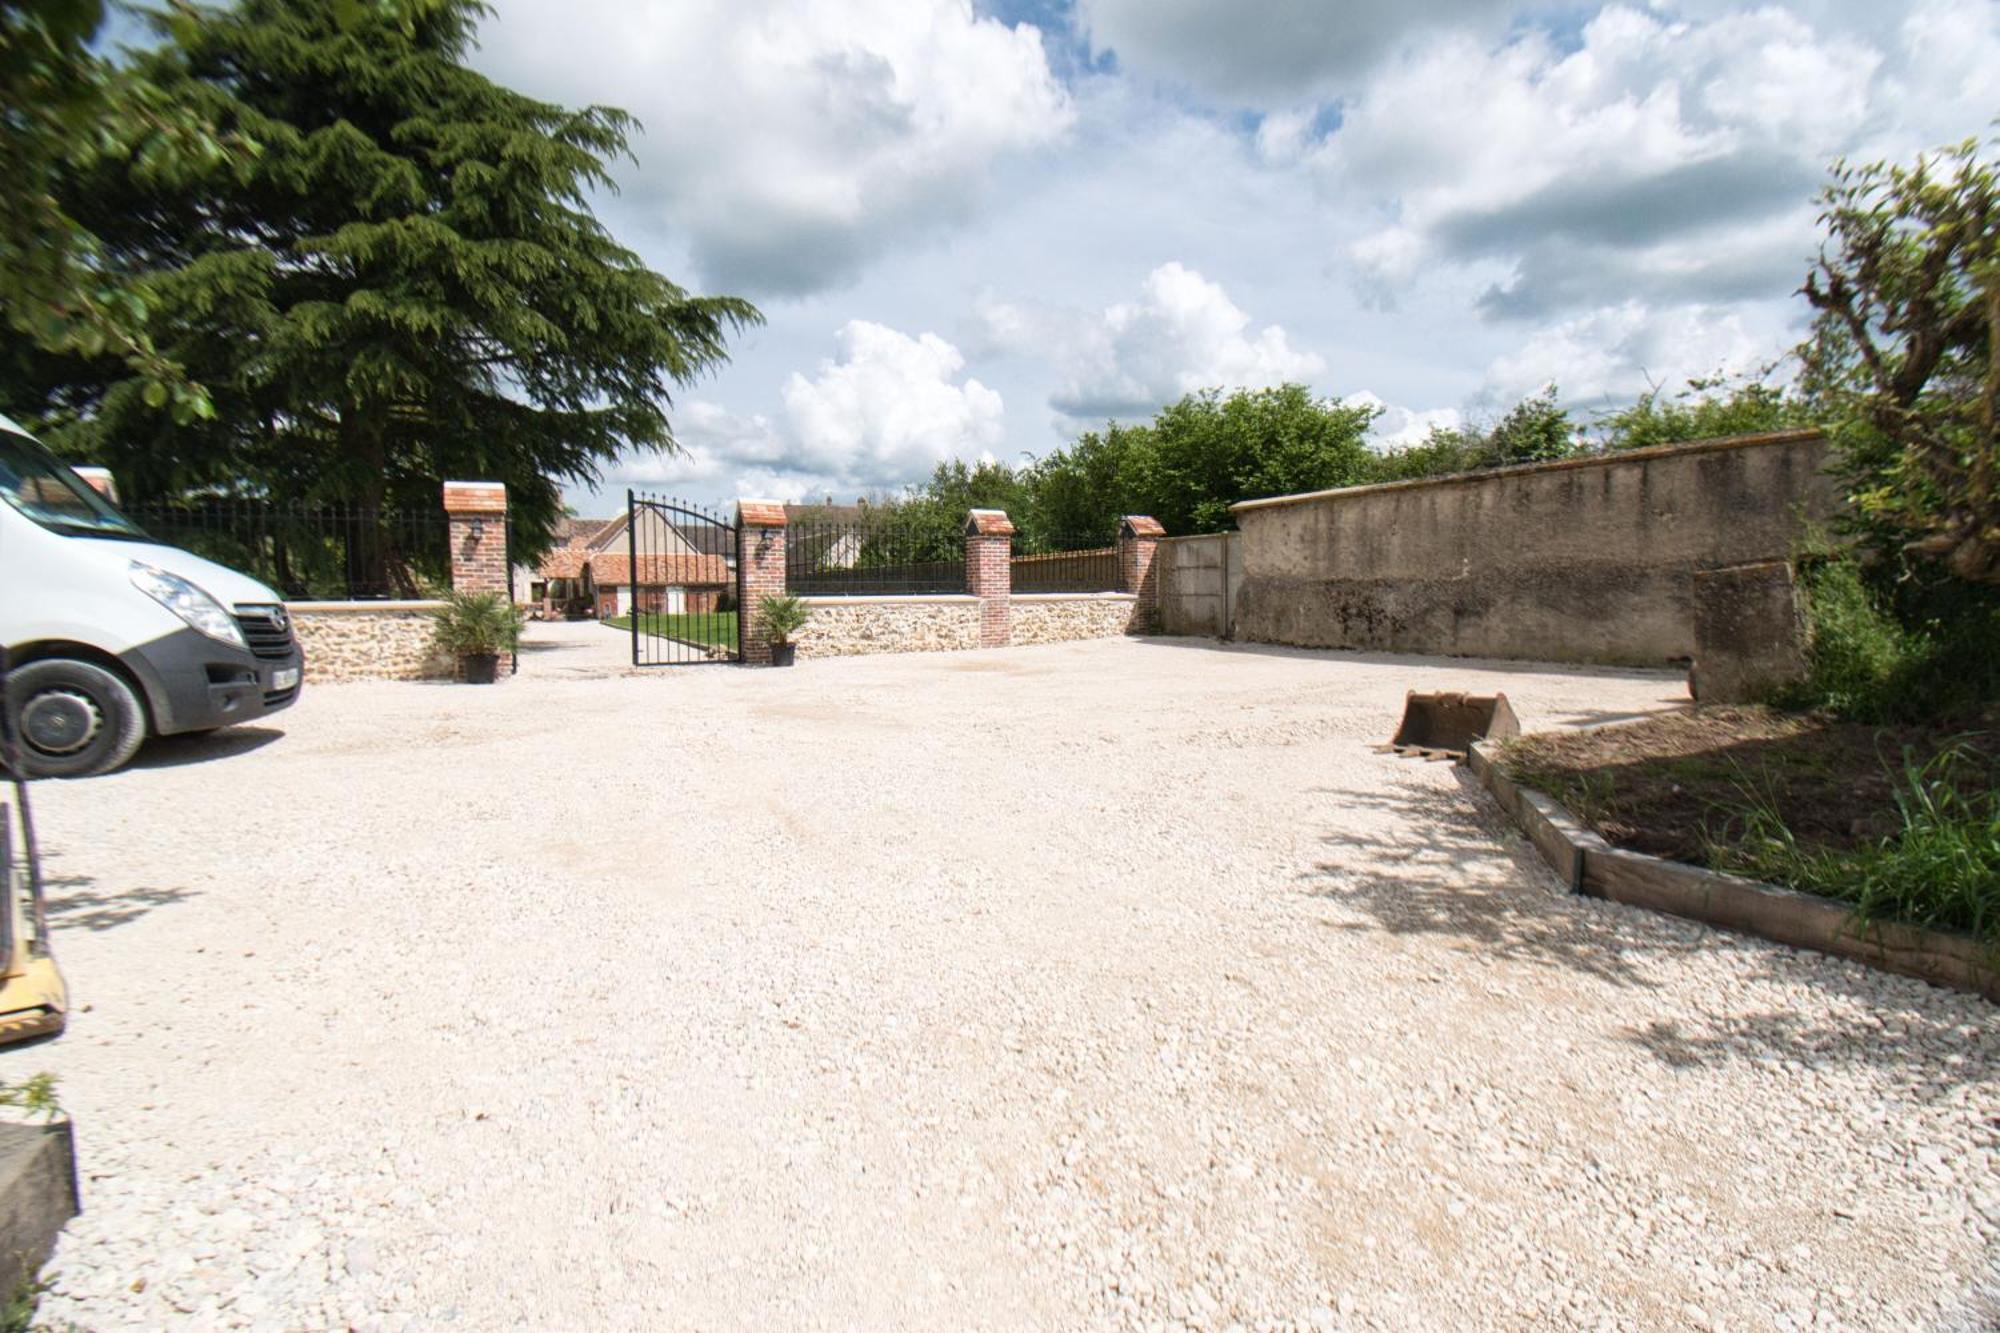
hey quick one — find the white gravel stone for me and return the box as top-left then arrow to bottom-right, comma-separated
19,635 -> 1999,1329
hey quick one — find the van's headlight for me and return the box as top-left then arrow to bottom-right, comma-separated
129,562 -> 247,649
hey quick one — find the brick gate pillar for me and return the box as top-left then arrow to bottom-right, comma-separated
737,499 -> 788,665
443,480 -> 512,674
965,509 -> 1014,649
1118,515 -> 1165,633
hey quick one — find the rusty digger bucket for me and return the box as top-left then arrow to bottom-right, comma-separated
1380,691 -> 1521,762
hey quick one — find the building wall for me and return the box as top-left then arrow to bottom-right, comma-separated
1008,594 -> 1142,644
289,603 -> 455,682
1231,431 -> 1839,667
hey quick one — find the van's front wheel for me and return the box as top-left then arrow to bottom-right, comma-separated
10,659 -> 148,778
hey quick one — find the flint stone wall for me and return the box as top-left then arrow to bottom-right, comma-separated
1008,594 -> 1142,645
289,602 -> 454,682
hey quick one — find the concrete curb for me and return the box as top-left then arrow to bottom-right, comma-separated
1467,741 -> 2000,1002
0,1120 -> 79,1302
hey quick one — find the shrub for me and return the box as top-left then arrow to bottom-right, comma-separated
758,594 -> 810,644
430,590 -> 524,656
1779,549 -> 2000,723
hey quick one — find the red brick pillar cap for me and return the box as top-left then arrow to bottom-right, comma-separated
738,499 -> 789,527
442,481 -> 507,515
965,509 -> 1015,536
1120,515 -> 1165,538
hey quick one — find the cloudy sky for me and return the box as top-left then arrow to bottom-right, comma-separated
467,0 -> 1998,511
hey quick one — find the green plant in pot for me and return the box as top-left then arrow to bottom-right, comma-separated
432,591 -> 524,684
759,594 -> 810,667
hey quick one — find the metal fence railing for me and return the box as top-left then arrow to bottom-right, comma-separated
1010,536 -> 1120,593
121,499 -> 452,600
786,517 -> 965,595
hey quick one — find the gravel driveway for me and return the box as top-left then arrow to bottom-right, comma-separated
22,636 -> 1998,1330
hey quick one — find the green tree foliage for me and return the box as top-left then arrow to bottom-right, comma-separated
1364,425 -> 1487,483
1017,421 -> 1148,541
1599,376 -> 1815,451
1366,384 -> 1579,481
1800,135 -> 2000,584
889,458 -> 1028,557
1021,385 -> 1377,536
0,0 -> 234,412
4,0 -> 758,555
1139,385 -> 1379,532
1483,384 -> 1579,466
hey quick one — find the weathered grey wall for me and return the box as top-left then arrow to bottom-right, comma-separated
1231,431 -> 1839,667
1156,533 -> 1242,638
290,602 -> 454,682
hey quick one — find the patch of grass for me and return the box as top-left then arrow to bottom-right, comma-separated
604,611 -> 738,648
1496,708 -> 2000,944
1713,744 -> 2000,942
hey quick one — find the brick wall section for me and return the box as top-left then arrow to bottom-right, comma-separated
442,481 -> 513,676
1118,515 -> 1164,634
964,509 -> 1015,648
737,499 -> 788,665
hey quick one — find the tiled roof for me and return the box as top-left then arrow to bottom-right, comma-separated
588,552 -> 730,586
556,517 -> 617,546
538,544 -> 589,579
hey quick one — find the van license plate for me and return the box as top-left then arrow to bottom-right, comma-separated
271,667 -> 300,691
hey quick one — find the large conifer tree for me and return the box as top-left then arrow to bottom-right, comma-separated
6,0 -> 758,549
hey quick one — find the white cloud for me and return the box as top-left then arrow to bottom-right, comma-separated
1320,5 -> 1884,311
1477,301 -> 1782,408
1077,0 -> 1516,103
601,322 -> 1004,502
978,262 -> 1325,421
1342,392 -> 1464,447
782,321 -> 1004,487
476,0 -> 1072,295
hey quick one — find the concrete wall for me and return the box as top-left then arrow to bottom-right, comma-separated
794,596 -> 982,658
1231,431 -> 1839,667
289,602 -> 455,682
1009,594 -> 1141,644
1156,533 -> 1242,638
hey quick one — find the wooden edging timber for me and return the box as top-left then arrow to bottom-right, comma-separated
1465,741 -> 2000,1002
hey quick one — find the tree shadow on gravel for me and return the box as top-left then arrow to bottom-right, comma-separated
1298,770 -> 1689,989
1301,766 -> 1998,1096
41,870 -> 199,932
1619,968 -> 1996,1104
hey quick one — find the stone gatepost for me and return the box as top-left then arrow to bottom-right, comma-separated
1119,515 -> 1165,633
965,509 -> 1014,648
1690,561 -> 1808,703
737,499 -> 789,665
442,480 -> 511,675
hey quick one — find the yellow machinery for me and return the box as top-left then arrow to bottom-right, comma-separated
0,647 -> 66,1045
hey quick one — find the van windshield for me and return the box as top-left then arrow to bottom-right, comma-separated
0,428 -> 149,541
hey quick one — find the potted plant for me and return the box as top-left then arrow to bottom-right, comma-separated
759,594 -> 811,667
431,590 -> 524,683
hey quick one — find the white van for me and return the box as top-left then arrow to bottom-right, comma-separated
0,412 -> 302,776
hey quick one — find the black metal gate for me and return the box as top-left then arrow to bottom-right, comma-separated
625,491 -> 742,666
